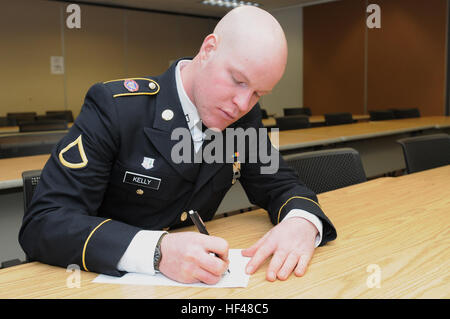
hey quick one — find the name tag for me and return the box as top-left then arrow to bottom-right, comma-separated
123,171 -> 161,190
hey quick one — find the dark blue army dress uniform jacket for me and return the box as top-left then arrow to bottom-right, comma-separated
19,60 -> 337,277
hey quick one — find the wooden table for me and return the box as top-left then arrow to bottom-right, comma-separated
262,114 -> 370,127
0,116 -> 448,189
0,154 -> 49,190
270,116 -> 450,151
266,116 -> 450,178
1,165 -> 448,298
1,117 -> 448,186
0,123 -> 73,135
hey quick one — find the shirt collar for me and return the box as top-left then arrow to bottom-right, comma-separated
175,60 -> 200,131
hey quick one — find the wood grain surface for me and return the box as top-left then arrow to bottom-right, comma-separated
1,166 -> 448,298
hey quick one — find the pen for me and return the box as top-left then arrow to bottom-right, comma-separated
189,210 -> 230,274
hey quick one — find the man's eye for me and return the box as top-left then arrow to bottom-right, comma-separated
232,76 -> 246,86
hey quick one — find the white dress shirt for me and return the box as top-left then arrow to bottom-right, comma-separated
117,60 -> 323,275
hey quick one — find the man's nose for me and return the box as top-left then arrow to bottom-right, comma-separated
233,89 -> 254,113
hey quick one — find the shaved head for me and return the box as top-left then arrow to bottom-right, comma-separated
213,5 -> 288,71
181,6 -> 288,130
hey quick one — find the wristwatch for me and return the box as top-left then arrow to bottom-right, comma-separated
153,233 -> 167,272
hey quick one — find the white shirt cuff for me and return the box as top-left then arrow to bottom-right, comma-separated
282,209 -> 323,247
117,230 -> 167,275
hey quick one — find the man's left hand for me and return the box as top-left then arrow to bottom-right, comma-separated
242,217 -> 318,281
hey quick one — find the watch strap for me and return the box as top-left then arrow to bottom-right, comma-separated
153,232 -> 167,272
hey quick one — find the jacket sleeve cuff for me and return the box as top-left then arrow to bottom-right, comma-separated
117,230 -> 168,275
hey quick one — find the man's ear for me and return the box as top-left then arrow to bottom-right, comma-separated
199,33 -> 219,62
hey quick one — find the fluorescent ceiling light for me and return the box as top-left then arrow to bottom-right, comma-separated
201,0 -> 261,8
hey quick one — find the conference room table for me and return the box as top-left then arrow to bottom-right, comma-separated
0,132 -> 68,160
267,116 -> 450,178
1,165 -> 448,298
0,154 -> 49,190
1,116 -> 449,189
262,114 -> 370,127
0,123 -> 73,135
269,116 -> 450,150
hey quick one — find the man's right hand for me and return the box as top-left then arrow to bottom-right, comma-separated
158,232 -> 229,284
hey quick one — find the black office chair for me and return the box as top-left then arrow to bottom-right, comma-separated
19,169 -> 42,265
369,110 -> 396,121
283,107 -> 312,116
0,259 -> 25,269
0,170 -> 42,269
7,112 -> 37,126
324,112 -> 355,126
392,108 -> 421,119
397,133 -> 450,174
275,115 -> 311,131
0,132 -> 66,158
284,148 -> 367,194
22,169 -> 42,212
19,119 -> 68,132
260,109 -> 269,119
46,110 -> 74,122
0,116 -> 8,127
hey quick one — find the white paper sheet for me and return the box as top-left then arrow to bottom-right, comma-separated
93,249 -> 251,288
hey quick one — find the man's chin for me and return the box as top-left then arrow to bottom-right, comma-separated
202,119 -> 229,132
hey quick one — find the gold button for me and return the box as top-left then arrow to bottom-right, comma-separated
180,211 -> 188,222
149,82 -> 157,90
136,189 -> 144,195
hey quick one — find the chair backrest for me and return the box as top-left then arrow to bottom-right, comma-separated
22,169 -> 42,212
369,110 -> 396,121
392,108 -> 421,119
283,148 -> 367,194
7,112 -> 37,126
275,115 -> 310,131
46,110 -> 74,122
283,107 -> 311,116
260,109 -> 269,119
19,119 -> 68,132
397,133 -> 450,174
0,132 -> 66,158
0,116 -> 8,127
324,112 -> 354,126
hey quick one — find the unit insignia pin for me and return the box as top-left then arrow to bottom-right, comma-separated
141,157 -> 155,170
124,79 -> 139,92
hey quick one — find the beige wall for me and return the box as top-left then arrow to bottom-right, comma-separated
0,0 -> 216,118
0,0 -> 64,115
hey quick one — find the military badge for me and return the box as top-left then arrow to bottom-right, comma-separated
124,79 -> 139,92
59,134 -> 88,169
141,157 -> 154,170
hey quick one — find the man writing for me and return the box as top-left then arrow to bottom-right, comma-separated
19,6 -> 336,285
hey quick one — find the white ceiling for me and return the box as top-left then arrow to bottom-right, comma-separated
77,0 -> 333,18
